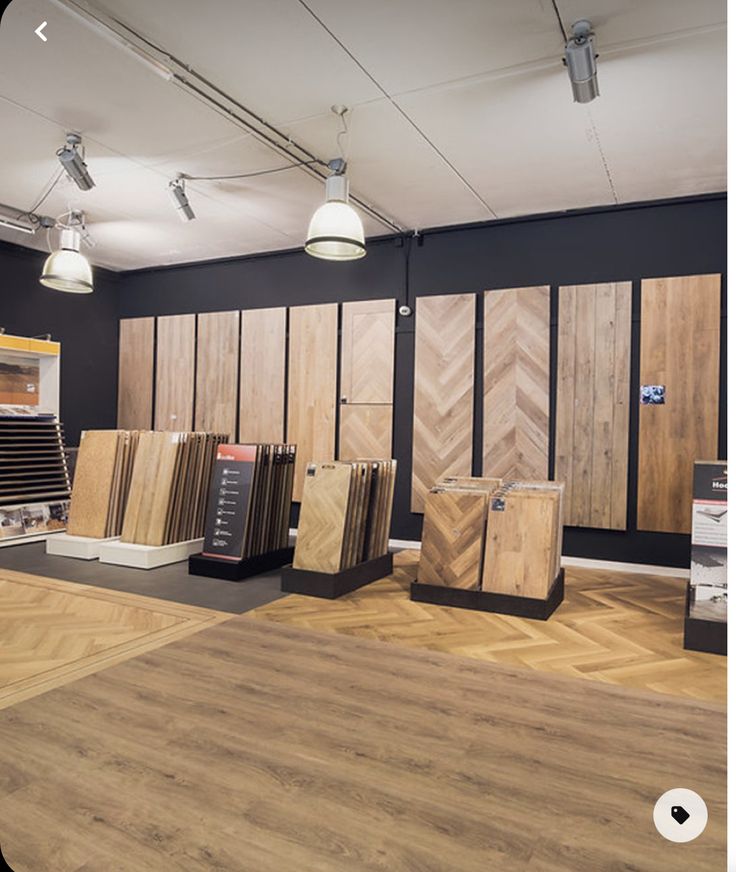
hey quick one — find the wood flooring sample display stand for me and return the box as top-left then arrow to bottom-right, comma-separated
46,532 -> 120,560
190,547 -> 295,582
282,553 -> 394,599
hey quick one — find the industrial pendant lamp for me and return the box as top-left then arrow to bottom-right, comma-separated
40,226 -> 93,294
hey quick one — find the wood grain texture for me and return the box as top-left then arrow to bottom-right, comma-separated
67,431 -> 121,538
555,283 -> 632,529
240,308 -> 286,443
195,311 -> 240,439
0,616 -> 725,872
117,318 -> 154,429
340,299 -> 395,404
412,293 -> 475,512
155,314 -> 195,431
418,488 -> 488,588
637,275 -> 721,533
293,463 -> 352,572
287,304 -> 338,501
483,287 -> 550,480
339,404 -> 392,460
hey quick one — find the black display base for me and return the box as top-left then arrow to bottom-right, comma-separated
281,553 -> 393,599
683,586 -> 727,656
410,569 -> 565,620
189,546 -> 295,582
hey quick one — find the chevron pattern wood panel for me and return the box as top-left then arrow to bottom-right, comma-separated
117,318 -> 154,429
155,314 -> 195,430
293,463 -> 352,572
555,283 -> 632,529
638,275 -> 721,533
195,311 -> 239,439
288,304 -> 338,502
412,294 -> 475,512
240,307 -> 286,443
339,404 -> 392,460
418,489 -> 488,588
483,287 -> 549,481
341,299 -> 395,404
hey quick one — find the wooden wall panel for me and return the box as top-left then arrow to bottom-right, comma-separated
637,275 -> 721,533
117,318 -> 154,429
339,405 -> 392,460
194,311 -> 239,439
239,307 -> 286,443
155,314 -> 195,431
483,286 -> 550,480
412,293 -> 475,513
555,282 -> 632,529
287,304 -> 338,501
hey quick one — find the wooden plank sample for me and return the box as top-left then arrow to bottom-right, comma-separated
117,318 -> 154,429
67,431 -> 121,538
293,463 -> 353,572
412,293 -> 475,512
637,275 -> 721,533
555,282 -> 632,529
155,314 -> 195,431
240,308 -> 286,443
339,404 -> 392,460
341,299 -> 395,404
418,487 -> 488,588
483,286 -> 550,480
195,311 -> 240,439
287,304 -> 338,502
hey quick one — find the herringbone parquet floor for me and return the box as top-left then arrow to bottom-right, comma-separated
249,551 -> 725,703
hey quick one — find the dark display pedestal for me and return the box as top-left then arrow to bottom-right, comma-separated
281,553 -> 393,599
683,588 -> 727,656
410,569 -> 564,621
189,546 -> 294,582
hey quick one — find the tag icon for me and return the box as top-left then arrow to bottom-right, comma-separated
671,806 -> 690,825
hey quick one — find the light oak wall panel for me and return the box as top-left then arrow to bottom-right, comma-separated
483,286 -> 550,480
288,304 -> 338,501
412,293 -> 475,513
240,307 -> 286,443
155,314 -> 195,431
117,318 -> 154,429
555,282 -> 632,530
194,311 -> 240,439
637,274 -> 721,533
339,405 -> 392,460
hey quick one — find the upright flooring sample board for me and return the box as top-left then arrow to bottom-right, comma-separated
339,299 -> 395,460
555,282 -> 632,529
288,304 -> 338,502
483,286 -> 550,481
638,275 -> 721,533
155,314 -> 195,431
240,308 -> 286,443
412,293 -> 475,512
195,311 -> 239,439
117,318 -> 154,430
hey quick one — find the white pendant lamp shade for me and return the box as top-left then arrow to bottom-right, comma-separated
40,228 -> 93,294
305,174 -> 366,261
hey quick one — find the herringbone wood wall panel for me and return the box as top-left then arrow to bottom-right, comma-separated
483,287 -> 550,480
195,311 -> 239,439
418,488 -> 488,588
155,314 -> 195,431
412,293 -> 475,512
341,299 -> 395,403
293,463 -> 353,572
556,283 -> 632,529
240,307 -> 286,443
339,404 -> 392,460
117,318 -> 154,429
638,275 -> 721,533
288,304 -> 338,501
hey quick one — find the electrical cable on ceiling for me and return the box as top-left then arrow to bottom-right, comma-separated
182,159 -> 321,182
550,0 -> 569,43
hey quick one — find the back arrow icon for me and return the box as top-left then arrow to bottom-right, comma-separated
35,21 -> 48,41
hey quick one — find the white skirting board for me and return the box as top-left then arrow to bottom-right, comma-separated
46,533 -> 120,560
98,538 -> 204,569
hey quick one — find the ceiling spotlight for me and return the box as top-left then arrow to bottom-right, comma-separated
564,19 -> 599,104
305,162 -> 365,262
169,177 -> 195,222
40,221 -> 93,294
57,133 -> 95,191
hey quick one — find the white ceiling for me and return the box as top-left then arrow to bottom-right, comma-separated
0,0 -> 726,271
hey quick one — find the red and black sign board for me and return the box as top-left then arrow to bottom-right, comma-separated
202,445 -> 257,561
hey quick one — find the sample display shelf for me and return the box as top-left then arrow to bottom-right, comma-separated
99,537 -> 205,569
281,552 -> 393,599
46,533 -> 120,561
190,547 -> 295,582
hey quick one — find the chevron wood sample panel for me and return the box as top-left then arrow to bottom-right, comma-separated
293,463 -> 353,572
240,307 -> 286,443
155,314 -> 195,431
117,318 -> 154,429
339,404 -> 392,460
288,304 -> 338,501
555,282 -> 632,529
483,286 -> 549,481
412,293 -> 475,512
418,488 -> 488,588
638,275 -> 721,533
341,299 -> 395,404
195,311 -> 239,439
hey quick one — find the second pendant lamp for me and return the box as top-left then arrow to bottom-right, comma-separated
40,226 -> 93,294
305,170 -> 366,261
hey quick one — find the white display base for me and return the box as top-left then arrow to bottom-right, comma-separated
0,530 -> 65,549
46,532 -> 120,560
98,537 -> 204,570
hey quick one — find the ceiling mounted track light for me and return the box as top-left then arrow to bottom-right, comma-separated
57,133 -> 95,191
40,213 -> 93,294
564,19 -> 599,104
169,176 -> 196,222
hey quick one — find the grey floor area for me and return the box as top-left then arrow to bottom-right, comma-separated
0,542 -> 288,614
